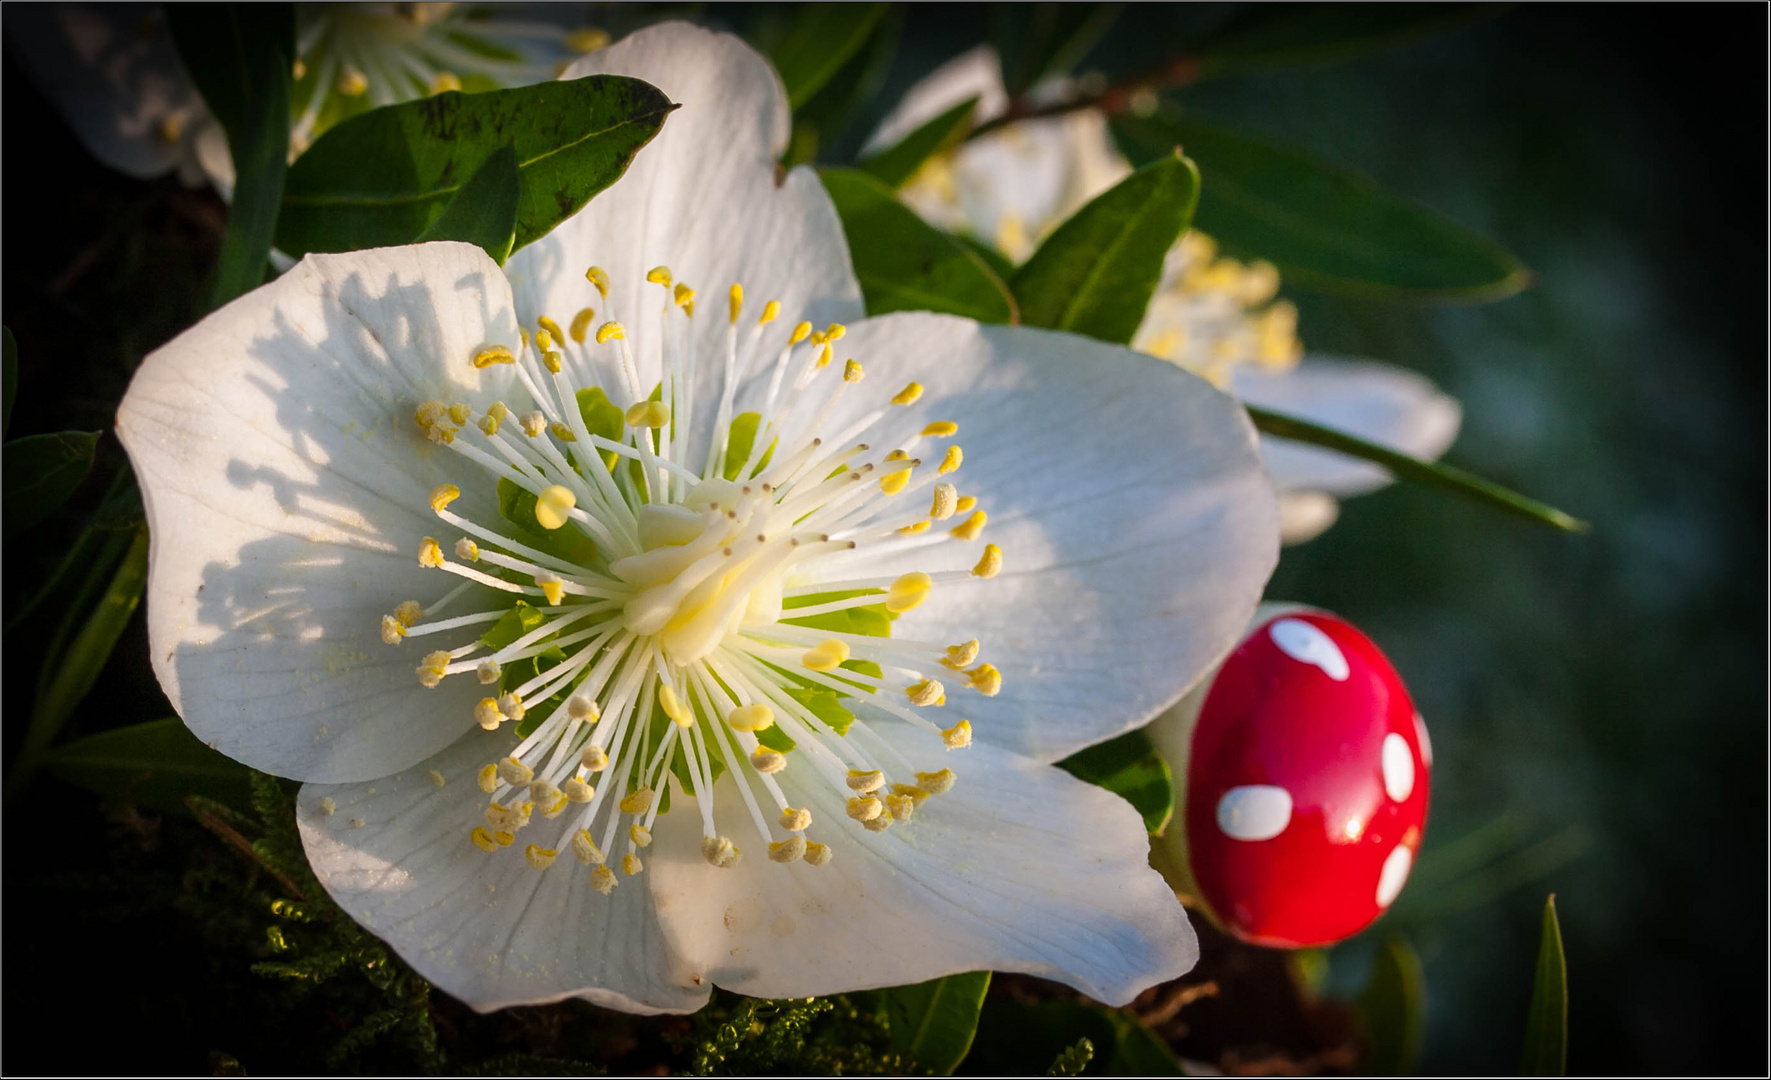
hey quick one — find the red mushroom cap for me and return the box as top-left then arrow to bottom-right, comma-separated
1162,607 -> 1431,948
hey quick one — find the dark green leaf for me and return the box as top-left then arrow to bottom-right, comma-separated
1103,1013 -> 1184,1075
278,76 -> 675,257
1357,935 -> 1426,1075
963,1000 -> 1117,1076
766,3 -> 892,110
414,143 -> 521,265
1190,4 -> 1496,79
1111,112 -> 1529,301
3,430 -> 100,539
1245,405 -> 1588,533
785,4 -> 903,166
1056,728 -> 1175,835
859,96 -> 980,189
991,4 -> 1123,96
754,723 -> 797,755
954,232 -> 1018,280
45,718 -> 254,815
3,326 -> 17,438
819,167 -> 1018,323
1522,895 -> 1568,1076
480,600 -> 545,650
882,971 -> 991,1075
1011,152 -> 1200,344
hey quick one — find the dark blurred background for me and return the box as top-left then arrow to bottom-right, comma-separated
5,4 -> 1765,1075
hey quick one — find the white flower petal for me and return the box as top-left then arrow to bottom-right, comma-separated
504,21 -> 862,414
789,311 -> 1280,763
647,722 -> 1196,1005
862,45 -> 1010,155
117,243 -> 527,782
298,734 -> 710,1014
1233,356 -> 1462,496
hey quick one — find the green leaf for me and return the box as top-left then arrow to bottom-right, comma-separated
480,600 -> 544,650
45,718 -> 253,815
277,76 -> 676,257
782,587 -> 893,638
859,96 -> 980,189
722,411 -> 777,481
497,477 -> 603,564
1011,152 -> 1200,344
991,4 -> 1123,96
784,4 -> 903,167
954,232 -> 1018,280
1357,935 -> 1426,1075
766,3 -> 892,110
3,430 -> 100,539
1055,728 -> 1175,835
818,167 -> 1018,323
167,4 -> 294,309
1190,4 -> 1496,79
1521,895 -> 1569,1076
754,723 -> 797,755
3,326 -> 17,438
782,687 -> 855,736
1245,405 -> 1589,533
1111,112 -> 1529,301
413,143 -> 520,265
882,971 -> 991,1075
575,386 -> 627,471
1103,1013 -> 1184,1075
965,999 -> 1117,1076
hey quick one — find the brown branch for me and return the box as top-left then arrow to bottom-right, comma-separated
963,54 -> 1203,143
188,798 -> 309,900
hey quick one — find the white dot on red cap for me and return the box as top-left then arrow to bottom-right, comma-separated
1414,711 -> 1433,767
1269,618 -> 1349,681
1216,785 -> 1292,841
1376,843 -> 1414,907
1381,732 -> 1415,802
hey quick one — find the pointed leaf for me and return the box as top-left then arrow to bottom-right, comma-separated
414,143 -> 521,264
1522,894 -> 1568,1076
883,970 -> 991,1075
1190,4 -> 1497,79
1112,112 -> 1529,301
278,76 -> 675,257
3,430 -> 100,539
46,718 -> 254,815
819,167 -> 1017,323
991,3 -> 1123,96
1357,935 -> 1426,1075
1056,728 -> 1175,835
860,96 -> 980,189
1011,151 -> 1200,343
1245,405 -> 1587,533
766,3 -> 892,110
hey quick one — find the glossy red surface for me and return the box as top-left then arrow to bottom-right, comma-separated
1185,610 -> 1430,948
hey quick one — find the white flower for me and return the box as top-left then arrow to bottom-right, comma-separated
116,23 -> 1280,1014
870,47 -> 1463,543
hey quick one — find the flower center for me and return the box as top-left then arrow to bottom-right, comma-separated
380,266 -> 1003,893
1131,232 -> 1302,388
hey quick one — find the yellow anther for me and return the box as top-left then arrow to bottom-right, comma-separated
788,320 -> 812,345
478,400 -> 508,435
906,679 -> 944,707
955,495 -> 977,513
595,320 -> 626,344
336,67 -> 368,96
892,382 -> 924,406
674,283 -> 695,309
814,341 -> 833,370
472,344 -> 515,368
497,757 -> 533,786
476,659 -> 502,685
448,403 -> 471,425
779,807 -> 812,832
572,829 -> 605,865
428,484 -> 460,513
769,836 -> 807,864
629,824 -> 653,848
878,468 -> 912,496
542,350 -> 563,374
646,266 -> 672,286
847,796 -> 883,822
455,537 -> 480,562
537,315 -> 565,347
886,572 -> 932,613
380,615 -> 406,645
534,485 -> 577,530
524,844 -> 557,870
801,639 -> 850,672
619,787 -> 654,815
475,698 -> 503,730
590,865 -> 617,893
585,266 -> 610,297
750,747 -> 787,774
568,307 -> 596,344
951,510 -> 987,541
549,420 -> 575,440
534,329 -> 554,354
519,411 -> 547,437
922,421 -> 958,438
967,663 -> 1002,696
804,842 -> 833,867
416,649 -> 450,688
727,703 -> 775,732
562,778 -> 594,803
520,327 -> 529,350
622,852 -> 643,876
430,70 -> 461,94
478,763 -> 498,792
897,520 -> 931,535
498,692 -> 526,720
538,785 -> 570,819
824,323 -> 847,342
972,543 -> 1003,579
863,807 -> 895,832
659,684 -> 693,727
846,769 -> 885,794
886,793 -> 917,822
939,445 -> 963,474
891,782 -> 932,807
885,449 -> 910,462
943,640 -> 980,669
470,826 -> 498,853
320,797 -> 336,816
809,330 -> 827,347
415,399 -> 448,428
701,835 -> 741,869
157,112 -> 184,145
942,720 -> 973,749
536,573 -> 565,606
495,830 -> 516,847
916,769 -> 957,795
567,26 -> 609,52
624,400 -> 671,428
581,744 -> 609,771
930,483 -> 958,520
759,299 -> 780,325
844,358 -> 864,384
418,536 -> 445,568
568,696 -> 601,723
